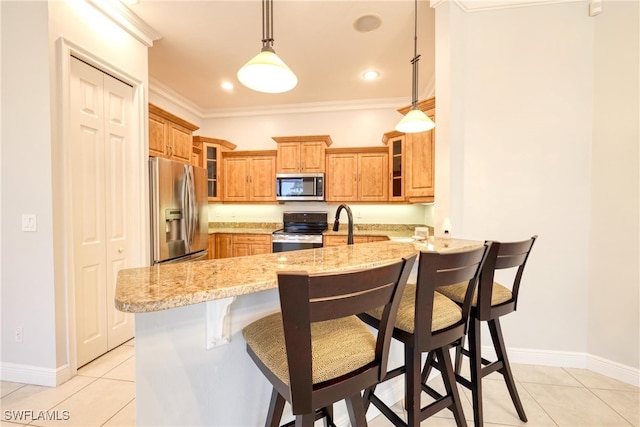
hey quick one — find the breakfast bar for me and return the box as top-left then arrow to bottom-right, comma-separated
115,238 -> 481,426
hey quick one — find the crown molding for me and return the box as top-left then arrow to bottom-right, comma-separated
149,77 -> 412,119
86,0 -> 161,47
430,0 -> 582,12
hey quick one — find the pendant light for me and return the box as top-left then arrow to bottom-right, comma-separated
237,0 -> 297,93
395,0 -> 435,133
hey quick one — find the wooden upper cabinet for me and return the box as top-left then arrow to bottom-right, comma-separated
385,96 -> 435,203
148,104 -> 199,164
222,150 -> 277,202
193,136 -> 237,202
382,131 -> 406,202
405,130 -> 435,201
273,135 -> 332,173
325,147 -> 388,203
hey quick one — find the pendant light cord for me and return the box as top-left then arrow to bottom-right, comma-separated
410,0 -> 421,109
262,0 -> 274,51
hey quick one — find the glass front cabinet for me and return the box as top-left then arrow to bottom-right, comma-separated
193,136 -> 237,202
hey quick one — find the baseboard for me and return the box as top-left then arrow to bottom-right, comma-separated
586,353 -> 640,388
332,346 -> 639,426
0,362 -> 71,387
483,345 -> 640,387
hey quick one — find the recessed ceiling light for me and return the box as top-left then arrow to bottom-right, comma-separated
362,70 -> 380,81
221,82 -> 234,91
353,14 -> 382,33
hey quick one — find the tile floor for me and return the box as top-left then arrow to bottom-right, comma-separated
1,338 -> 638,426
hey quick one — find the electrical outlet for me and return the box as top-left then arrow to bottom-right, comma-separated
15,326 -> 23,343
21,214 -> 37,232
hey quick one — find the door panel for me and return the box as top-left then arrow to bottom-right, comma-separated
103,72 -> 135,347
71,57 -> 135,367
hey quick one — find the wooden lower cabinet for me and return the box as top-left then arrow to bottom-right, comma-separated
215,233 -> 234,259
208,234 -> 216,260
214,233 -> 272,259
323,235 -> 389,247
232,234 -> 272,257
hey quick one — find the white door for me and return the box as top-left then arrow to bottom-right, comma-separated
70,57 -> 135,367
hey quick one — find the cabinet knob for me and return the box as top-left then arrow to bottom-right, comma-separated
118,247 -> 124,253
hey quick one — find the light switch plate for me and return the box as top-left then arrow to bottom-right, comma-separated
22,214 -> 37,232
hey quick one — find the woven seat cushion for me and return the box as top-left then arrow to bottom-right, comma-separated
366,284 -> 462,334
242,312 -> 376,385
436,281 -> 512,307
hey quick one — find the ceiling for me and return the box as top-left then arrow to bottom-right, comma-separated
125,1 -> 435,115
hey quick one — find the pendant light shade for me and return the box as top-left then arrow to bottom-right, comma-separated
396,106 -> 435,133
237,0 -> 297,93
395,0 -> 435,133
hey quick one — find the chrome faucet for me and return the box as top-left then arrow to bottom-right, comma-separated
333,204 -> 354,245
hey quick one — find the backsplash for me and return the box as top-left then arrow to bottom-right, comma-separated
207,203 -> 434,226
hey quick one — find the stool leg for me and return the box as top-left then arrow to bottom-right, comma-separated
469,317 -> 484,427
436,347 -> 466,427
404,345 -> 422,427
420,351 -> 436,384
345,393 -> 368,427
265,388 -> 285,427
295,413 -> 316,427
454,336 -> 465,374
322,405 -> 334,427
488,318 -> 527,422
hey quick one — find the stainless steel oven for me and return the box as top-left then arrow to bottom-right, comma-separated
272,212 -> 327,253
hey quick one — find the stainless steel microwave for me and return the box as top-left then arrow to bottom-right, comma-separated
275,173 -> 325,201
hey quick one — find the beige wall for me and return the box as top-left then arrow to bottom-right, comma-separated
588,0 -> 639,369
434,0 -> 639,376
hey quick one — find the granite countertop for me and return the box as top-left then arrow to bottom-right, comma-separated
115,237 -> 482,314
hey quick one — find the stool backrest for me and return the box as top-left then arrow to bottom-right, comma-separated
477,235 -> 538,319
277,254 -> 416,411
414,245 -> 490,347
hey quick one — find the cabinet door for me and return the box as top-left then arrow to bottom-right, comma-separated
203,143 -> 221,201
250,243 -> 272,255
208,234 -> 215,260
249,156 -> 276,201
149,114 -> 168,158
223,157 -> 250,201
367,236 -> 389,243
326,153 -> 358,202
358,152 -> 388,202
170,123 -> 192,163
388,136 -> 405,202
232,243 -> 251,257
300,141 -> 325,172
406,130 -> 435,200
324,235 -> 369,246
276,142 -> 301,173
215,234 -> 233,259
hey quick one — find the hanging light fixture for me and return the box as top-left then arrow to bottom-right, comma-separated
237,0 -> 297,93
395,0 -> 435,133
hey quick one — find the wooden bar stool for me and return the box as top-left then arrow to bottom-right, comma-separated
357,245 -> 490,427
436,235 -> 537,427
242,255 -> 416,427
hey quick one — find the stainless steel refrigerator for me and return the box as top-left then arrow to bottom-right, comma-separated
150,157 -> 209,264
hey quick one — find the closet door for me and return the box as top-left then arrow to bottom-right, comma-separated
70,57 -> 135,367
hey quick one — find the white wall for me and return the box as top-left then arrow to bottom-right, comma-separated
1,0 -> 57,373
1,0 -> 149,385
434,0 -> 639,377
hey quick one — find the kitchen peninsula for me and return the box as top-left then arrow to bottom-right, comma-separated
116,238 -> 481,426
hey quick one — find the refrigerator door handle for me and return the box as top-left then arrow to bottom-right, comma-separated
183,165 -> 198,253
182,165 -> 192,252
